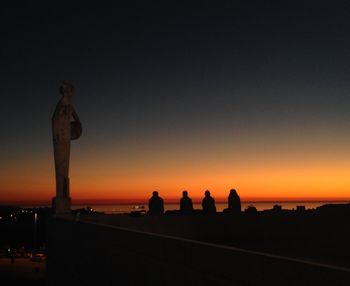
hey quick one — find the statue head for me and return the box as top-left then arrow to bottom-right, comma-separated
59,80 -> 75,99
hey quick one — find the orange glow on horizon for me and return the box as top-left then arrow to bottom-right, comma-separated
1,129 -> 350,205
1,155 -> 350,205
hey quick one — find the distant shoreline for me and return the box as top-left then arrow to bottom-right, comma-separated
1,199 -> 349,209
84,201 -> 349,213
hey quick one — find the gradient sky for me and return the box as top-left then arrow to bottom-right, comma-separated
1,1 -> 350,204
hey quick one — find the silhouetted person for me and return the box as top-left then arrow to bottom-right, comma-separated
180,190 -> 193,214
202,190 -> 216,214
228,189 -> 241,213
273,204 -> 282,212
148,191 -> 164,215
245,205 -> 257,215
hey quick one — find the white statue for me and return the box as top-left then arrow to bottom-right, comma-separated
52,80 -> 82,214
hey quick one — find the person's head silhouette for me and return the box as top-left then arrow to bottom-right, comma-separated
230,189 -> 237,195
183,190 -> 188,197
153,191 -> 159,197
205,190 -> 210,197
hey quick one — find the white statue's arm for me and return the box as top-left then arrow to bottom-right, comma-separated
71,106 -> 82,140
71,106 -> 81,123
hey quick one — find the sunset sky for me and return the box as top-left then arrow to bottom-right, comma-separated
1,1 -> 350,204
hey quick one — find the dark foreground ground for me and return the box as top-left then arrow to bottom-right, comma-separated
79,204 -> 350,268
1,204 -> 349,285
47,207 -> 350,286
0,207 -> 49,285
0,258 -> 45,286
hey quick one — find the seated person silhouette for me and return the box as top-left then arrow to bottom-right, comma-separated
180,190 -> 193,214
202,190 -> 216,214
148,191 -> 164,215
228,188 -> 241,214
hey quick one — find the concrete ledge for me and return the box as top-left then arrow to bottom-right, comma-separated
47,217 -> 350,286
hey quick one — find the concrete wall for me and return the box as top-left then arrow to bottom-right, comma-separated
47,217 -> 350,286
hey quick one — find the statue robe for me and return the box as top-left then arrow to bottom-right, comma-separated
52,100 -> 81,213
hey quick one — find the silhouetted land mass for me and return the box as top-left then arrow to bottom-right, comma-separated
0,207 -> 49,286
2,202 -> 350,285
78,202 -> 350,268
0,207 -> 51,253
0,206 -> 103,255
0,258 -> 45,286
2,203 -> 350,269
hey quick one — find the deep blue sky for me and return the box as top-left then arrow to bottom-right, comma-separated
1,1 -> 350,202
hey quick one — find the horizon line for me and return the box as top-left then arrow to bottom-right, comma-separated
1,197 -> 350,207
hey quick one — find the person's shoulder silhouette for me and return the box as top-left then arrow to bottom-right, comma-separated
202,190 -> 216,214
148,191 -> 164,215
180,190 -> 193,214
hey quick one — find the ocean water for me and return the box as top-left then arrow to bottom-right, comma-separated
72,201 -> 349,214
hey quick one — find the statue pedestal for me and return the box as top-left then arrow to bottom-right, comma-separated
52,196 -> 71,214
